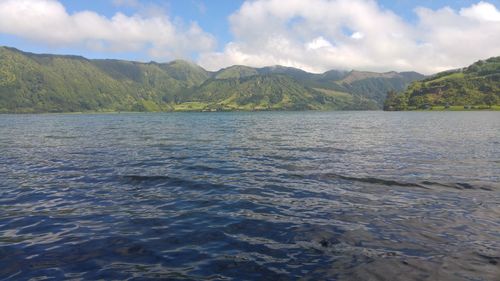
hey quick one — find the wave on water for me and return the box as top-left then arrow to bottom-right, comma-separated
1,112 -> 499,280
305,173 -> 498,191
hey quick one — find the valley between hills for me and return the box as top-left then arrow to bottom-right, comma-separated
0,46 -> 498,113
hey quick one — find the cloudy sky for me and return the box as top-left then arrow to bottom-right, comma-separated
0,0 -> 499,74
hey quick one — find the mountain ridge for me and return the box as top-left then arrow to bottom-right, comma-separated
0,46 -> 425,113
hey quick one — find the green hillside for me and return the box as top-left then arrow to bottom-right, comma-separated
0,47 -> 209,113
0,46 -> 423,113
213,65 -> 259,80
384,57 -> 500,110
339,71 -> 424,106
179,75 -> 379,111
213,65 -> 424,108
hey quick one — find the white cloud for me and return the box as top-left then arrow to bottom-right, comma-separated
460,1 -> 500,21
0,0 -> 216,60
351,32 -> 364,40
0,0 -> 498,74
306,36 -> 333,50
199,0 -> 500,74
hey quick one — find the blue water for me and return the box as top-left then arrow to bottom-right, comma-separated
0,111 -> 499,280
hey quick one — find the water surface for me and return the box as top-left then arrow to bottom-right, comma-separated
1,111 -> 499,280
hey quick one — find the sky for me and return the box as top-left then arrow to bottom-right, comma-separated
0,0 -> 499,74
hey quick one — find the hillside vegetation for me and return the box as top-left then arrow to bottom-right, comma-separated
0,46 -> 424,113
384,57 -> 500,110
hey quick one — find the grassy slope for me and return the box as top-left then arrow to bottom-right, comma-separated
385,56 -> 500,110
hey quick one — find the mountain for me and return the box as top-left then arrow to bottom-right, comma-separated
384,57 -> 500,110
181,74 -> 380,111
0,47 -> 212,113
213,65 -> 259,80
338,70 -> 424,106
0,46 -> 423,113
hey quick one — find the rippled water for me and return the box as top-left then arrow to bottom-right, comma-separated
1,111 -> 499,280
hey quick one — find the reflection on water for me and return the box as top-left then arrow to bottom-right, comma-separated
0,111 -> 499,280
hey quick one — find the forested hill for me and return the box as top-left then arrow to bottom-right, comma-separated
384,57 -> 500,110
0,46 -> 424,113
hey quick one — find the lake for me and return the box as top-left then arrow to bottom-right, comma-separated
0,111 -> 499,280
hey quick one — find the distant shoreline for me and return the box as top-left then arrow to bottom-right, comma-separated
384,105 -> 500,112
2,108 -> 500,114
0,109 -> 369,114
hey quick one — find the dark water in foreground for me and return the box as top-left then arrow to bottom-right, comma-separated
0,111 -> 499,280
